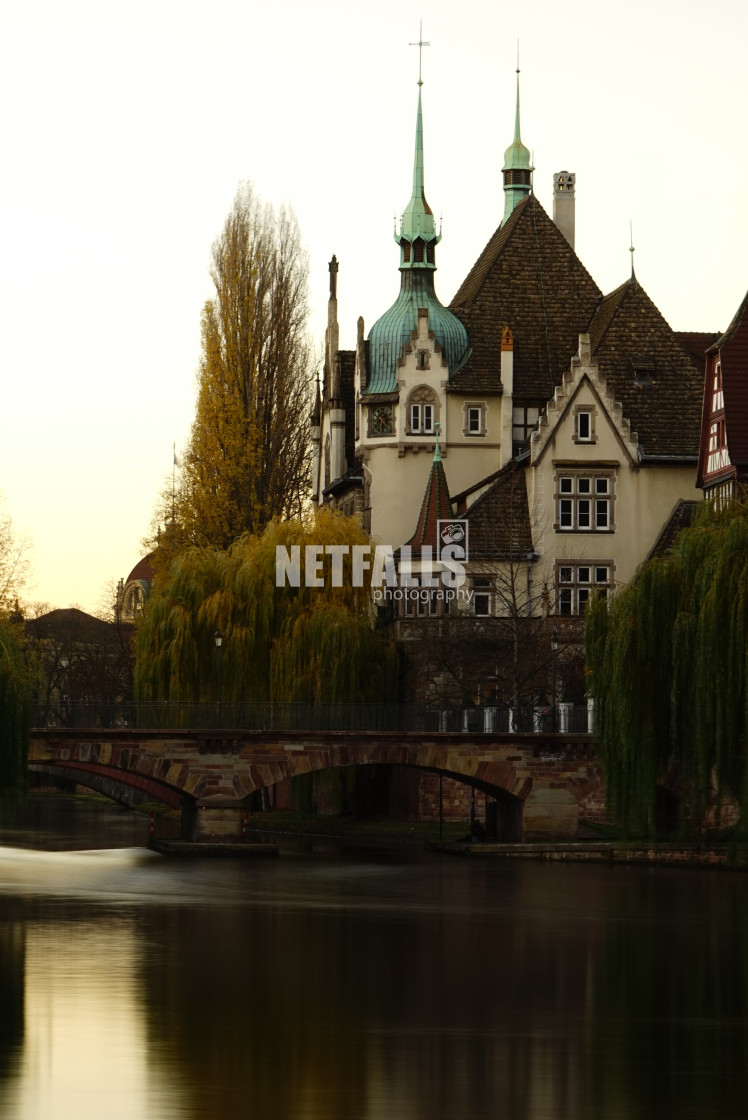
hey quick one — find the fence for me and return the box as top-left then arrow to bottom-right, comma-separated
33,699 -> 594,735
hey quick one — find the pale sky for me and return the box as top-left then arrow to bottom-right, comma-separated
1,0 -> 747,614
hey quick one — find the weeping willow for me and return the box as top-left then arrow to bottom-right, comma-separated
0,622 -> 32,804
585,496 -> 748,835
135,508 -> 398,705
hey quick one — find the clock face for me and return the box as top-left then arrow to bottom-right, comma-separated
372,405 -> 393,435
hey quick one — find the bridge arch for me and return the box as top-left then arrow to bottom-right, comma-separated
29,728 -> 600,842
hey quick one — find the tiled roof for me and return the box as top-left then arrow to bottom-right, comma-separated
646,500 -> 700,560
403,454 -> 455,556
126,554 -> 156,585
462,460 -> 533,558
448,195 -> 602,398
588,277 -> 704,458
676,331 -> 717,367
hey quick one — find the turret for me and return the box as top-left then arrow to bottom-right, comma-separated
501,69 -> 533,225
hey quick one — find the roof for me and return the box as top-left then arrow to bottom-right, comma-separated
646,500 -> 700,561
449,195 -> 601,397
676,331 -> 718,367
366,269 -> 470,395
403,448 -> 455,555
462,460 -> 533,558
587,277 -> 704,458
25,607 -> 127,642
126,554 -> 156,585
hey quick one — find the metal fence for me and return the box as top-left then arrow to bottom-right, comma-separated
32,699 -> 594,735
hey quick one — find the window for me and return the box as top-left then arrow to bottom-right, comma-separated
512,404 -> 542,445
707,419 -> 730,474
403,578 -> 440,618
463,402 -> 487,437
406,387 -> 438,436
556,472 -> 614,532
417,350 -> 429,370
556,563 -> 612,616
575,409 -> 594,442
712,363 -> 724,413
410,402 -> 434,433
473,579 -> 492,617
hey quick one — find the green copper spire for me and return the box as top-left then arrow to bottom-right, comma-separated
398,87 -> 439,253
395,30 -> 441,270
501,65 -> 533,225
366,33 -> 470,395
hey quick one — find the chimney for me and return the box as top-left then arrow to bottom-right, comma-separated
553,171 -> 575,249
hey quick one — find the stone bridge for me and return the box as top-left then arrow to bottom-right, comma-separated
28,727 -> 603,843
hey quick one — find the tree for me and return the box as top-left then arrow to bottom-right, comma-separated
585,495 -> 748,835
0,619 -> 31,803
135,509 -> 397,705
162,183 -> 312,554
0,492 -> 31,616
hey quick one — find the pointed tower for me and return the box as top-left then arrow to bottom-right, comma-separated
501,68 -> 533,226
402,423 -> 454,556
365,78 -> 470,395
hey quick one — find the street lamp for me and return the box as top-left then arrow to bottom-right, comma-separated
550,629 -> 559,732
214,630 -> 223,729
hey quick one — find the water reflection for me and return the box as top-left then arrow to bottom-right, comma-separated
0,802 -> 747,1119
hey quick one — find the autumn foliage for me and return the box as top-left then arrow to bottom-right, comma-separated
135,510 -> 397,705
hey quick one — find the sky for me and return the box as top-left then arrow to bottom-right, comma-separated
1,0 -> 747,614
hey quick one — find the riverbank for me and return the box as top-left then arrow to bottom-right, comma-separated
430,839 -> 748,870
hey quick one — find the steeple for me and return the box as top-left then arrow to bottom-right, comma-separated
403,423 -> 454,555
501,64 -> 533,225
366,33 -> 469,395
396,79 -> 441,270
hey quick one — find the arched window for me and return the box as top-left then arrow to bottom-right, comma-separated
406,386 -> 438,435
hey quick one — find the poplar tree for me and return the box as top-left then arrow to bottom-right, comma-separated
135,510 -> 397,705
0,622 -> 31,803
585,495 -> 748,834
166,183 -> 312,552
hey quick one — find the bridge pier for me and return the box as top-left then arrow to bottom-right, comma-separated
184,800 -> 247,843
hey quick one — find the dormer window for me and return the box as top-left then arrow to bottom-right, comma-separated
632,355 -> 656,386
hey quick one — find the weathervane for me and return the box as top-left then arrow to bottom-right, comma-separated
629,221 -> 636,277
409,21 -> 430,86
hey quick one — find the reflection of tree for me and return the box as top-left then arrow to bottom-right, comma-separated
138,860 -> 604,1120
0,919 -> 25,1084
585,871 -> 748,1119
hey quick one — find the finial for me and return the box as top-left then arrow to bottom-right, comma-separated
434,419 -> 442,462
629,221 -> 636,278
409,20 -> 430,86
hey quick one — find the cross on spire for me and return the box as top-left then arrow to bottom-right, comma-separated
409,21 -> 430,86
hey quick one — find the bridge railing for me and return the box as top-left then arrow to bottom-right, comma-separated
32,700 -> 594,735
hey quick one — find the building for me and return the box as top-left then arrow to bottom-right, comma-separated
316,68 -> 709,706
696,288 -> 748,503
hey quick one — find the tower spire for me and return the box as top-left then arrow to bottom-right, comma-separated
396,25 -> 441,267
501,54 -> 533,225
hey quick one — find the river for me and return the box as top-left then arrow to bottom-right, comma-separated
0,796 -> 747,1120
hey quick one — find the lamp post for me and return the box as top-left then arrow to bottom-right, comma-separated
214,630 -> 223,729
550,629 -> 559,732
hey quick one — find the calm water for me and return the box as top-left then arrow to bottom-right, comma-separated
0,798 -> 747,1120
